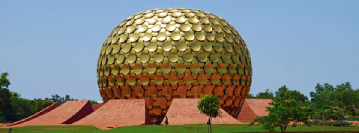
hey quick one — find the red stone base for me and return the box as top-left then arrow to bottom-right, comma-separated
72,99 -> 150,130
161,98 -> 242,125
5,100 -> 93,127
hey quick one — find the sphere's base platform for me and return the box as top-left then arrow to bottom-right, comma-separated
162,98 -> 242,125
72,99 -> 151,130
236,98 -> 273,123
5,100 -> 93,127
6,102 -> 59,127
3,98 -> 278,130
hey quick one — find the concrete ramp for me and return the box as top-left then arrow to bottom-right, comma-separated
14,100 -> 93,126
6,102 -> 60,127
162,98 -> 242,125
237,99 -> 272,123
72,99 -> 150,130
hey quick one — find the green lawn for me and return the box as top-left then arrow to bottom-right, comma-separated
0,124 -> 358,133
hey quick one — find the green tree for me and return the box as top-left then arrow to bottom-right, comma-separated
90,100 -> 98,105
0,71 -> 12,120
250,86 -> 312,132
275,85 -> 308,102
197,95 -> 221,133
256,89 -> 274,99
250,97 -> 312,132
35,99 -> 54,110
5,93 -> 38,122
247,93 -> 255,98
310,82 -> 359,119
50,94 -> 77,104
247,89 -> 274,99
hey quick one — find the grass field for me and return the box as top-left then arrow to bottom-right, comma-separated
0,124 -> 359,133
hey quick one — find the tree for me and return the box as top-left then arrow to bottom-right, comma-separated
0,71 -> 12,118
247,93 -> 255,98
250,86 -> 312,132
256,89 -> 274,99
5,92 -> 38,122
35,99 -> 54,110
250,97 -> 312,132
90,100 -> 98,105
197,95 -> 221,133
50,94 -> 77,104
247,89 -> 274,99
275,85 -> 308,102
310,82 -> 359,119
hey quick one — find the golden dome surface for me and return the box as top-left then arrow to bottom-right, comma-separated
97,8 -> 252,124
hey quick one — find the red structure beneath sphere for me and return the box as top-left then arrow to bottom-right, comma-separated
2,99 -> 273,130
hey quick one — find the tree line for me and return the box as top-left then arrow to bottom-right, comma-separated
248,83 -> 359,132
0,71 -> 96,122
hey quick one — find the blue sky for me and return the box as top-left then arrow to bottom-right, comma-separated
1,0 -> 358,101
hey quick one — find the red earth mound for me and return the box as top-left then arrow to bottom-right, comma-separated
72,99 -> 150,130
162,98 -> 242,125
237,98 -> 272,123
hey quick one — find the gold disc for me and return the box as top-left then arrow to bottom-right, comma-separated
154,52 -> 164,62
129,33 -> 139,42
134,42 -> 144,52
154,74 -> 164,84
120,64 -> 130,75
215,34 -> 224,42
197,52 -> 207,62
160,63 -> 171,73
140,53 -> 150,63
157,33 -> 167,42
205,33 -> 214,41
218,63 -> 227,74
190,63 -> 200,73
183,74 -> 193,84
166,24 -> 176,32
122,43 -> 132,53
189,18 -> 198,24
175,63 -> 186,73
222,53 -> 231,63
183,52 -> 193,62
195,32 -> 205,41
127,75 -> 137,85
203,25 -> 212,32
202,42 -> 212,51
168,74 -> 179,84
116,54 -> 125,64
184,32 -> 194,41
213,43 -> 222,52
204,63 -> 214,74
133,64 -> 143,74
210,74 -> 220,84
148,43 -> 158,52
168,52 -> 179,62
146,63 -> 157,74
140,75 -> 150,85
152,24 -> 162,32
190,42 -> 201,51
177,42 -> 187,51
142,33 -> 152,42
116,75 -> 124,85
127,53 -> 137,63
192,24 -> 202,32
180,24 -> 191,32
126,25 -> 136,34
210,52 -> 218,62
170,32 -> 181,41
162,42 -> 172,51
197,74 -> 207,84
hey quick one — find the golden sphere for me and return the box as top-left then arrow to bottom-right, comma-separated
97,8 -> 252,124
